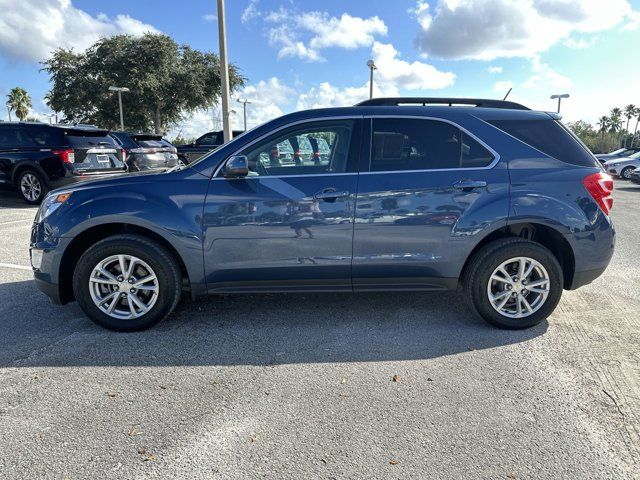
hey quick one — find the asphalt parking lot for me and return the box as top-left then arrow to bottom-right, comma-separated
0,184 -> 639,479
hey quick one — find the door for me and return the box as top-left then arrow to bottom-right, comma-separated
353,116 -> 509,290
202,118 -> 362,292
0,125 -> 38,183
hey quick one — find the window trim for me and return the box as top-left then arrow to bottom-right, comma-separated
213,115 -> 364,179
363,115 -> 500,174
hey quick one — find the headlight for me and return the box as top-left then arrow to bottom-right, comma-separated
36,191 -> 72,222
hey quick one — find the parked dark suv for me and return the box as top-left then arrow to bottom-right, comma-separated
176,129 -> 245,164
110,132 -> 180,172
0,123 -> 126,204
30,98 -> 615,332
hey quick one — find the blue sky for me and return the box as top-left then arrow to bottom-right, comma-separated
1,0 -> 639,137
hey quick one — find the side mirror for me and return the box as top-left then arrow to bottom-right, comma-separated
222,155 -> 249,178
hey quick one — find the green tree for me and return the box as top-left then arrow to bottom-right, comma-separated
6,87 -> 32,121
42,33 -> 245,133
623,104 -> 637,133
608,108 -> 623,132
632,109 -> 640,147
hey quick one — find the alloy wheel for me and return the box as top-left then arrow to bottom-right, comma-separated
20,173 -> 41,202
487,256 -> 550,319
89,254 -> 159,320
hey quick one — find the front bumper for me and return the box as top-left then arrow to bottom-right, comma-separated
30,223 -> 73,305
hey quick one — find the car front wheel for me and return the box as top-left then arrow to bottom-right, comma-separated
73,234 -> 182,331
621,166 -> 635,180
464,238 -> 563,329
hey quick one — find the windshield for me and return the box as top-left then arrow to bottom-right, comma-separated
608,148 -> 627,155
628,151 -> 640,159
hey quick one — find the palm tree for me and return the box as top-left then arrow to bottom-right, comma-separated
632,109 -> 640,147
623,104 -> 637,146
597,116 -> 609,140
6,87 -> 32,121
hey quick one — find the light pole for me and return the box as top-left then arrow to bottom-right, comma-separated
217,0 -> 233,143
47,113 -> 58,124
109,86 -> 130,130
237,99 -> 251,131
367,60 -> 377,99
550,93 -> 569,114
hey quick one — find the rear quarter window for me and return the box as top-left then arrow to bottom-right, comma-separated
488,119 -> 598,167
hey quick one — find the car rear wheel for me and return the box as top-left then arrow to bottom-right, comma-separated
621,166 -> 635,180
73,234 -> 181,331
17,169 -> 47,204
464,238 -> 563,329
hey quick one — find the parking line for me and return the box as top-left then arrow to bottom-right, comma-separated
0,219 -> 33,225
0,262 -> 32,271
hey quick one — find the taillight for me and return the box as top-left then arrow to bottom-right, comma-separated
121,148 -> 127,161
52,149 -> 75,164
582,172 -> 614,215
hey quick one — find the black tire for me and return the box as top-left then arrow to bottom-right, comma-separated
621,166 -> 634,180
73,234 -> 181,332
16,169 -> 48,204
463,238 -> 563,329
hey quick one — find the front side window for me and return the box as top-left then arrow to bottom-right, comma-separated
370,118 -> 494,172
237,120 -> 357,177
198,133 -> 215,146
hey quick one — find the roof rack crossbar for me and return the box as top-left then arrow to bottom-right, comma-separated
355,97 -> 529,110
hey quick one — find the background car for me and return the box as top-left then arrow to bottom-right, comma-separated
176,130 -> 244,164
110,132 -> 180,172
0,122 -> 126,204
595,147 -> 640,164
604,151 -> 640,179
629,167 -> 640,184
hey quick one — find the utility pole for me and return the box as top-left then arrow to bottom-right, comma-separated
7,106 -> 12,122
109,86 -> 130,130
367,60 -> 377,99
550,93 -> 570,114
217,0 -> 233,143
237,99 -> 251,131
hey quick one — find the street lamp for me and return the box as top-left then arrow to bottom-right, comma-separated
367,59 -> 377,99
550,93 -> 570,114
47,113 -> 58,124
109,86 -> 130,130
237,99 -> 252,131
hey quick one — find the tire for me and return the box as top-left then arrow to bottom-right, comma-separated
621,166 -> 634,180
73,234 -> 182,331
17,169 -> 48,204
464,238 -> 563,329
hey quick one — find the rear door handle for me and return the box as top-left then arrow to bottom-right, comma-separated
453,180 -> 487,191
314,188 -> 350,201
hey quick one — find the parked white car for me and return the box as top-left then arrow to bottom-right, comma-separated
604,151 -> 640,179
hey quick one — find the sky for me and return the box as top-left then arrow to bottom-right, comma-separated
0,0 -> 639,138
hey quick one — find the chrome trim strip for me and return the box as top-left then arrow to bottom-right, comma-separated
210,172 -> 357,180
213,115 -> 363,178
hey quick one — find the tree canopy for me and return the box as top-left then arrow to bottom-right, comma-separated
6,87 -> 32,121
42,33 -> 244,133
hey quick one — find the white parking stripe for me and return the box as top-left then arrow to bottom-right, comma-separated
0,219 -> 33,226
0,263 -> 32,271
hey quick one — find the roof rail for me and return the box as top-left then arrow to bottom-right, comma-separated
355,97 -> 530,110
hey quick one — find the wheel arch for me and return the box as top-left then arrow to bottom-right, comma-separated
460,222 -> 576,289
58,223 -> 192,304
11,161 -> 51,188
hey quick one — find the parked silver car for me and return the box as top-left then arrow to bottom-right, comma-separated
604,151 -> 640,179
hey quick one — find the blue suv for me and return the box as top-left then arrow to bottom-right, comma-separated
30,98 -> 615,331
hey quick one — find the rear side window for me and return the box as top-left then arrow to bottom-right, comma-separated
0,126 -> 34,147
488,119 -> 598,167
66,133 -> 118,148
28,126 -> 65,146
370,118 -> 494,172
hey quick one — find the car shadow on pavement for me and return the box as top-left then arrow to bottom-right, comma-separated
0,279 -> 547,368
614,186 -> 639,192
0,187 -> 35,209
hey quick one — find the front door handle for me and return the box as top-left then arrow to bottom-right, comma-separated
453,180 -> 487,191
314,188 -> 350,201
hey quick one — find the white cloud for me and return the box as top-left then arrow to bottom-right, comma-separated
0,0 -> 159,63
265,10 -> 387,62
413,0 -> 635,60
202,14 -> 217,23
563,37 -> 594,48
521,57 -> 572,90
297,42 -> 455,109
493,80 -> 513,92
488,66 -> 503,74
622,10 -> 640,30
241,0 -> 261,24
